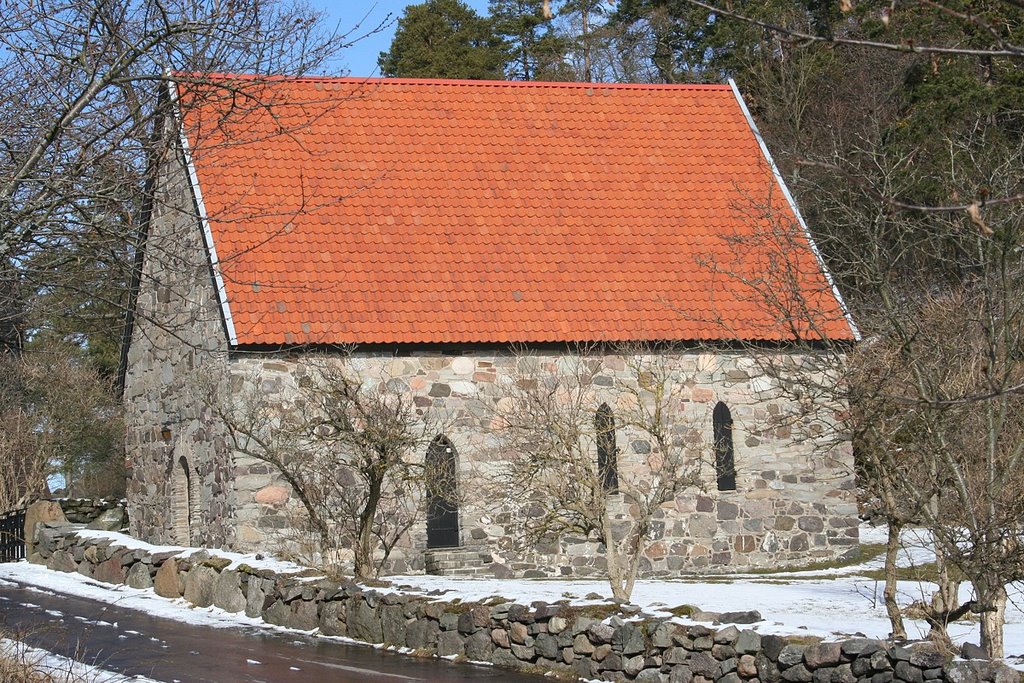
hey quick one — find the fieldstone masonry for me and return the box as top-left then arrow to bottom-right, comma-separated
28,526 -> 1019,683
57,498 -> 128,526
220,350 -> 858,577
122,125 -> 236,550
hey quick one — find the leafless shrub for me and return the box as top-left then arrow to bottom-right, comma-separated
211,356 -> 445,580
491,344 -> 709,601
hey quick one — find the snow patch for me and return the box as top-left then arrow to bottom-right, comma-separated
0,637 -> 160,683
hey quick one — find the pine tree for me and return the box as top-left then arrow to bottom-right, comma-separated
489,0 -> 570,80
378,0 -> 508,79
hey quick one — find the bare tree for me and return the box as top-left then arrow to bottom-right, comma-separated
212,358 -> 442,580
712,134 -> 1024,655
0,347 -> 123,508
0,0 -> 358,507
1,0 -> 352,345
492,346 -> 706,602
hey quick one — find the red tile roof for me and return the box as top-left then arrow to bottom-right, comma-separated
173,75 -> 856,346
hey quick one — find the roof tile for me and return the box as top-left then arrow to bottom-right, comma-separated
175,75 -> 855,345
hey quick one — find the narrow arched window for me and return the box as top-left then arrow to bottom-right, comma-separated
596,403 -> 619,493
713,401 -> 736,491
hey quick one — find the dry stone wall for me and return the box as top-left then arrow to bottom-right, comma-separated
57,498 -> 128,526
28,526 -> 1017,683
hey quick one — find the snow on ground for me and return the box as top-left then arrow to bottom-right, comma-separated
1,523 -> 1023,667
386,524 -> 1024,656
0,562 -> 274,631
0,637 -> 160,682
71,529 -> 313,576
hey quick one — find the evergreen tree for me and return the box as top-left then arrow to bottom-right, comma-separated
489,0 -> 570,80
379,0 -> 508,79
559,0 -> 612,81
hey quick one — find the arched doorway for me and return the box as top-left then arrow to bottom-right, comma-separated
425,435 -> 459,549
171,455 -> 193,545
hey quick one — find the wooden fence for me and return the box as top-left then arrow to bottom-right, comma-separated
0,507 -> 26,562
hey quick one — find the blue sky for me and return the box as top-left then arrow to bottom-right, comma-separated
316,0 -> 491,76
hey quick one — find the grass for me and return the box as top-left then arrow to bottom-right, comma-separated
664,604 -> 699,618
738,542 -> 888,577
857,559 -> 967,585
554,603 -> 622,621
0,633 -> 91,683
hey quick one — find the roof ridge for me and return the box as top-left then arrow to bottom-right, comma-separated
169,71 -> 732,91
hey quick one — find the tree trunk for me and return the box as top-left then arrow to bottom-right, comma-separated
926,491 -> 960,643
601,501 -> 632,602
927,546 -> 960,644
355,474 -> 383,580
605,519 -> 645,603
884,522 -> 907,639
581,6 -> 592,82
604,526 -> 628,601
607,553 -> 629,602
978,579 -> 1007,658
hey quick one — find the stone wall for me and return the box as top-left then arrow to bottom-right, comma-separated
228,349 -> 857,576
57,498 -> 128,526
28,525 -> 1017,683
122,126 -> 234,549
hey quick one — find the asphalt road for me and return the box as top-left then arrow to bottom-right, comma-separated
0,578 -> 548,682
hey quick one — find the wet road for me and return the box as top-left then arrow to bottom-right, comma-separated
0,579 -> 548,682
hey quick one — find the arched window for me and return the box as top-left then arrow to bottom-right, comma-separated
595,403 -> 619,493
713,401 -> 736,491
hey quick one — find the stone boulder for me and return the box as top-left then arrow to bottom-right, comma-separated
126,562 -> 153,589
320,601 -> 347,637
348,598 -> 384,643
85,508 -> 126,531
614,623 -> 646,655
465,630 -> 494,662
47,549 -> 78,573
154,558 -> 183,598
245,577 -> 271,619
288,600 -> 319,631
213,569 -> 246,613
23,501 -> 66,555
183,564 -> 218,607
719,610 -> 763,625
407,618 -> 441,650
804,642 -> 842,670
381,604 -> 408,646
92,556 -> 126,584
438,630 -> 465,657
960,643 -> 989,661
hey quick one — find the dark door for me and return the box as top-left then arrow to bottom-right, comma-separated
426,435 -> 459,548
